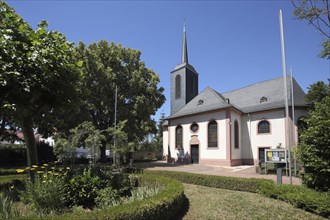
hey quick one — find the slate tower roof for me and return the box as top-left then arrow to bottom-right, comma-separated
170,23 -> 199,115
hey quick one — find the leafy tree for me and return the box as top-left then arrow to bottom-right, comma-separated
54,122 -> 106,165
292,0 -> 330,59
74,41 -> 165,162
0,2 -> 81,166
299,96 -> 330,191
305,80 -> 330,110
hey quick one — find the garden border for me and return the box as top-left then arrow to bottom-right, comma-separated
145,170 -> 330,218
17,174 -> 184,220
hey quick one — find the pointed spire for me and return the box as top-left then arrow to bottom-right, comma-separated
181,19 -> 188,64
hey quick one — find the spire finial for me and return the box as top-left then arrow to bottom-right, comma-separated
182,19 -> 188,64
183,18 -> 186,32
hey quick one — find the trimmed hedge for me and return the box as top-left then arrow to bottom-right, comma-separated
146,170 -> 330,218
0,142 -> 56,166
145,170 -> 272,193
0,168 -> 20,176
259,181 -> 330,218
18,174 -> 184,220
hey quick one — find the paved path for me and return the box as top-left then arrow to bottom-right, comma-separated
136,161 -> 301,185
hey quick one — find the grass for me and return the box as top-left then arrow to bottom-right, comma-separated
179,184 -> 326,220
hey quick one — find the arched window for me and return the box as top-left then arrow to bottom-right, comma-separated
175,125 -> 183,149
175,75 -> 181,99
208,120 -> 218,148
234,120 -> 239,149
258,120 -> 270,134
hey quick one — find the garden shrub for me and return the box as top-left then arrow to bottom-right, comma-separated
64,168 -> 103,208
95,187 -> 121,209
0,192 -> 20,219
21,175 -> 66,214
17,174 -> 184,220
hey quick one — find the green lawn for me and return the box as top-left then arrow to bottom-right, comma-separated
178,184 -> 325,220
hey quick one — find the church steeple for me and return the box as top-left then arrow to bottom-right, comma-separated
170,21 -> 199,115
182,21 -> 188,64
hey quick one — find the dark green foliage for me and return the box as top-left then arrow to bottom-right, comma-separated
0,143 -> 56,167
0,145 -> 26,166
63,167 -> 135,208
299,96 -> 330,191
146,170 -> 330,218
305,81 -> 330,110
64,168 -> 104,208
0,2 -> 82,167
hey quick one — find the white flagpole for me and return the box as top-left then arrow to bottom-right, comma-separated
279,9 -> 292,184
290,67 -> 297,177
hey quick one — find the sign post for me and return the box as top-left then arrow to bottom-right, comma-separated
265,149 -> 287,184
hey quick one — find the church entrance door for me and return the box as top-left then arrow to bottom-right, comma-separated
191,145 -> 199,164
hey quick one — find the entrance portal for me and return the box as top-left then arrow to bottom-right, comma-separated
191,145 -> 199,164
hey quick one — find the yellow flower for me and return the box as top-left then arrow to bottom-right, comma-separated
10,186 -> 14,189
16,169 -> 25,173
66,167 -> 70,170
41,166 -> 45,169
36,171 -> 44,174
43,163 -> 49,167
32,165 -> 38,168
31,168 -> 35,170
25,167 -> 31,170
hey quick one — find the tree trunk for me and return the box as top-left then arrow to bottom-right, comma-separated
100,141 -> 106,163
22,116 -> 38,166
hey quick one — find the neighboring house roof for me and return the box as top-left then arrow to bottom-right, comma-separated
167,76 -> 307,119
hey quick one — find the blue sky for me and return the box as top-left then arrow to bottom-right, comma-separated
7,0 -> 330,121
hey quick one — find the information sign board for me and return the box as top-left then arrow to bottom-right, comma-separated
265,149 -> 287,163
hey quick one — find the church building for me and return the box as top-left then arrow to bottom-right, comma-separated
162,27 -> 308,166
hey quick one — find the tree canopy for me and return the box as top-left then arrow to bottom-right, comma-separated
74,41 -> 165,161
292,0 -> 330,59
0,2 -> 82,166
299,95 -> 330,191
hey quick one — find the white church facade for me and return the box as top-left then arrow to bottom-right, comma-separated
162,28 -> 308,166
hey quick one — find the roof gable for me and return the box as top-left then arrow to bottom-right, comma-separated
168,87 -> 231,119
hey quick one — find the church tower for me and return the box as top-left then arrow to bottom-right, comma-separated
170,24 -> 199,115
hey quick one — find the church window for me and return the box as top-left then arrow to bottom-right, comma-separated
234,120 -> 239,149
260,96 -> 268,103
197,99 -> 204,106
175,75 -> 181,99
208,120 -> 218,148
175,125 -> 183,149
258,120 -> 270,134
190,123 -> 199,133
